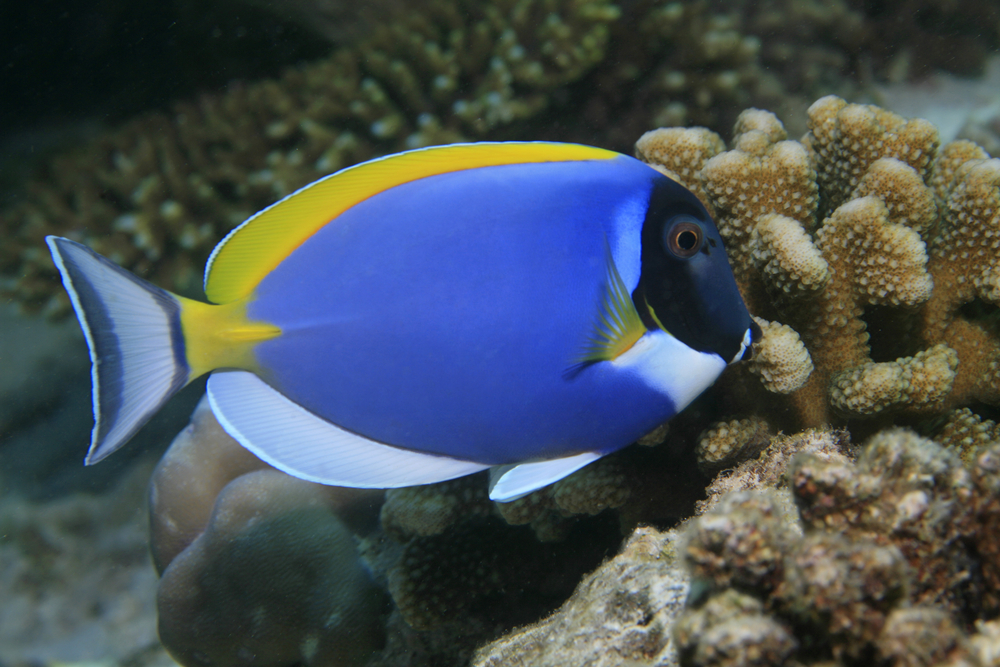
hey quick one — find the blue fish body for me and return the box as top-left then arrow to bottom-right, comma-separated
46,142 -> 758,500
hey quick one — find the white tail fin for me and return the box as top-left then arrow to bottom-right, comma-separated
46,237 -> 190,464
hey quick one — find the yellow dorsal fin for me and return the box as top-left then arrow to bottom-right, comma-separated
577,244 -> 648,363
204,141 -> 619,304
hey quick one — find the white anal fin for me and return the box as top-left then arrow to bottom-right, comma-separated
46,236 -> 189,464
207,370 -> 490,489
488,451 -> 604,502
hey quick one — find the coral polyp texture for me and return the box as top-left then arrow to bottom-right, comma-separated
675,430 -> 1000,667
638,95 -> 1000,439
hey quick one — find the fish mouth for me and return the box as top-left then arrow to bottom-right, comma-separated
729,319 -> 763,364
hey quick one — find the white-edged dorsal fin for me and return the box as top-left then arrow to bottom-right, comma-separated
488,451 -> 604,502
207,370 -> 489,488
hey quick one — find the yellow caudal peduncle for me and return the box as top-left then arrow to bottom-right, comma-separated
177,296 -> 281,381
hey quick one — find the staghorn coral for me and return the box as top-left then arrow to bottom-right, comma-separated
735,1 -> 1000,86
1,0 -> 621,313
674,429 -> 1000,667
829,343 -> 958,417
638,97 -> 1000,440
382,513 -> 617,649
934,408 -> 1000,466
379,474 -> 494,541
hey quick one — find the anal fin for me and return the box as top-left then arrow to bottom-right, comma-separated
207,370 -> 490,489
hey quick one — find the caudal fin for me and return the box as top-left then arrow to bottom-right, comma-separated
46,236 -> 190,464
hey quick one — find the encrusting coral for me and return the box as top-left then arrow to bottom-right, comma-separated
675,429 -> 1000,667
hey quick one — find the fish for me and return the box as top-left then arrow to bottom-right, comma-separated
46,141 -> 759,502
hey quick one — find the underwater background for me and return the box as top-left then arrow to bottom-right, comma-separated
3,1 -> 1000,665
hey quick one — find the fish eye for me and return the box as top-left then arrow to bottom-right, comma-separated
663,216 -> 704,258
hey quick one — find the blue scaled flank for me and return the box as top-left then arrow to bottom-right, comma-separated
248,156 -> 676,464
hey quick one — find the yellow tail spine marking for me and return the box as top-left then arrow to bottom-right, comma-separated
178,296 -> 281,380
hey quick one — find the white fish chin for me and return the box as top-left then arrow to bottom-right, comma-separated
616,330 -> 726,411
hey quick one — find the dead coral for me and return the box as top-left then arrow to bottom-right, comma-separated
698,428 -> 855,515
789,429 -> 991,616
673,588 -> 798,667
875,606 -> 972,667
681,490 -> 800,596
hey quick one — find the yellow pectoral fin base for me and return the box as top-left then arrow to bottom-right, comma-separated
577,246 -> 647,363
178,296 -> 281,380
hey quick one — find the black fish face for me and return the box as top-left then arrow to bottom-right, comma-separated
635,174 -> 756,363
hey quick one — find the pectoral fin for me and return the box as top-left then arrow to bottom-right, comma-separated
576,243 -> 647,364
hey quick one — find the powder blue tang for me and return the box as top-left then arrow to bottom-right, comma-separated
45,142 -> 758,501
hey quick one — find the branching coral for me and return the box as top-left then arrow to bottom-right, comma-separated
694,417 -> 773,476
638,96 -> 1000,441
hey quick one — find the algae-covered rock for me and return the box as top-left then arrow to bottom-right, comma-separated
472,526 -> 690,667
